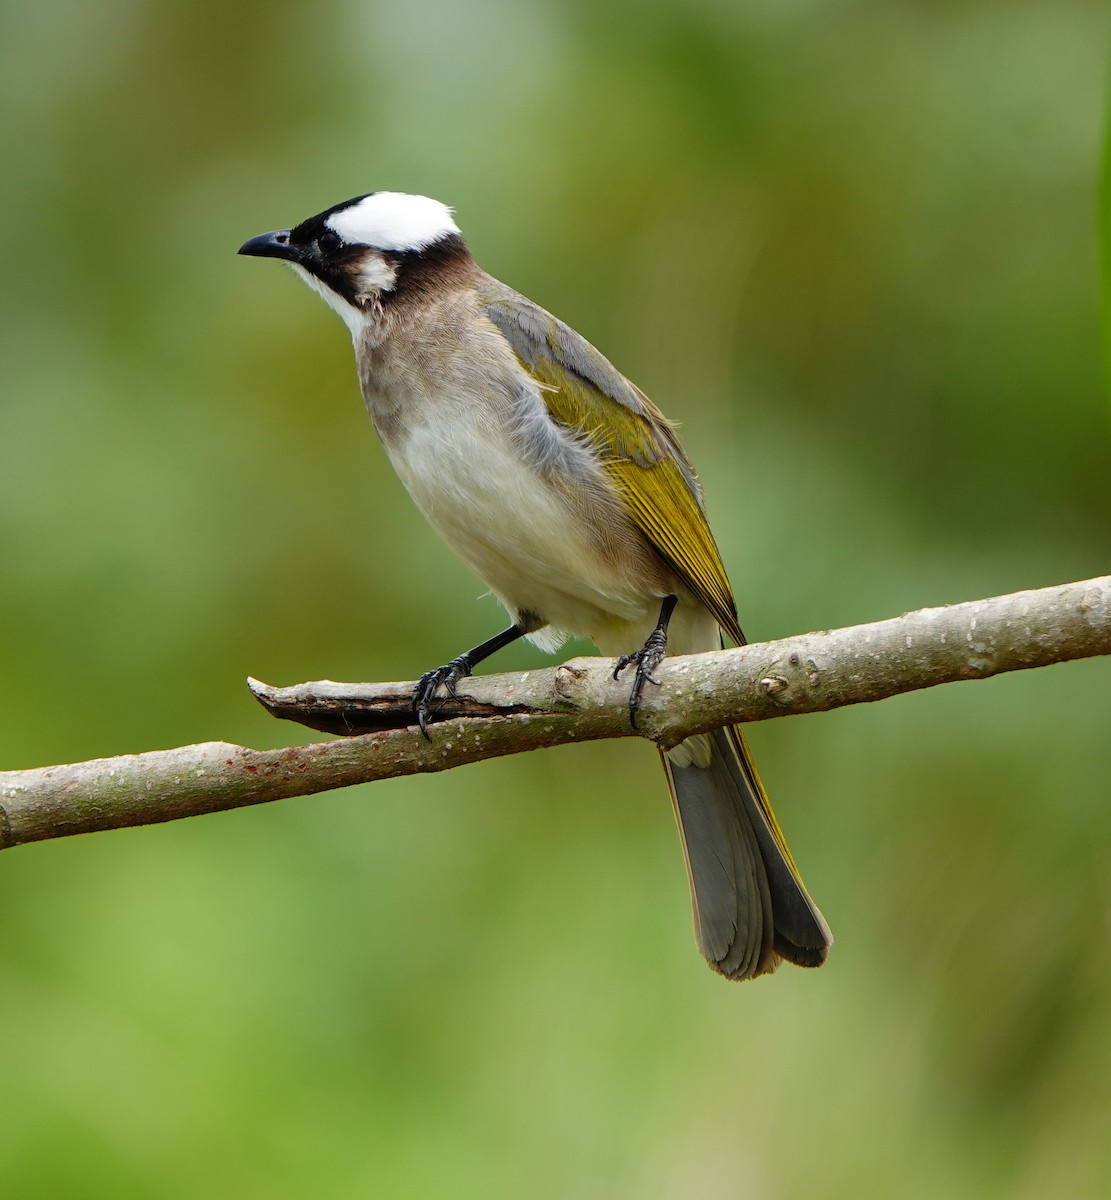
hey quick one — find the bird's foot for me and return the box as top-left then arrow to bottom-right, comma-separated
613,627 -> 669,729
413,656 -> 473,738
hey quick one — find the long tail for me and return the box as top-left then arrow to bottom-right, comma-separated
661,725 -> 832,980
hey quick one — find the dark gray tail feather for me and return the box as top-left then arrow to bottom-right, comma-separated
661,725 -> 831,980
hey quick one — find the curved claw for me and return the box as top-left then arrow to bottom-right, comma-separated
617,631 -> 669,730
413,657 -> 473,739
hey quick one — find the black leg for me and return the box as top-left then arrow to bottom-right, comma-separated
414,624 -> 527,738
613,595 -> 678,729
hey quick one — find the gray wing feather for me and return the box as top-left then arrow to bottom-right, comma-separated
478,278 -> 650,416
476,277 -> 704,501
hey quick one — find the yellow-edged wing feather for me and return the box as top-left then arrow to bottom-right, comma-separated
538,361 -> 744,643
481,286 -> 742,643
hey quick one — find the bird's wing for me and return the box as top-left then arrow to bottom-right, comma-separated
478,281 -> 744,643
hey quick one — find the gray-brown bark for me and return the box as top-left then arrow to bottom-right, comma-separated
2,575 -> 1108,851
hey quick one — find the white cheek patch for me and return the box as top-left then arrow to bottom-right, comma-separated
326,192 -> 459,252
352,252 -> 398,297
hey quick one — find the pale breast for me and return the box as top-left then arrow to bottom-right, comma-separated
356,295 -> 670,639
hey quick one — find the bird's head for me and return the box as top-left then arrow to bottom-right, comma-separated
238,191 -> 468,333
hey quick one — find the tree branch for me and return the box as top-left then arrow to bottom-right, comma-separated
2,575 -> 1108,851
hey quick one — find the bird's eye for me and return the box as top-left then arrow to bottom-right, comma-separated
318,231 -> 341,255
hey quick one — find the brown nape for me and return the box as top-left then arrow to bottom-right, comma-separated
381,234 -> 482,305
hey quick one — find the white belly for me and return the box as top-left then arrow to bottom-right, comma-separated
385,413 -> 663,646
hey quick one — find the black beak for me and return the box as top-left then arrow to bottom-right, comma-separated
237,229 -> 296,261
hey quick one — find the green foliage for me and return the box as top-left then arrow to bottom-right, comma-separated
2,1 -> 1110,1195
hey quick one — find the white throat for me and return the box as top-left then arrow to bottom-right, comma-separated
325,192 -> 459,253
287,263 -> 380,339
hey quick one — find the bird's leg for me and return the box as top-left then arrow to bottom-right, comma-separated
414,623 -> 526,738
613,594 -> 678,729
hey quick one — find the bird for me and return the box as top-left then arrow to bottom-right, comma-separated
239,191 -> 831,979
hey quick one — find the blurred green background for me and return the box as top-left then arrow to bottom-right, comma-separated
2,1 -> 1110,1196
